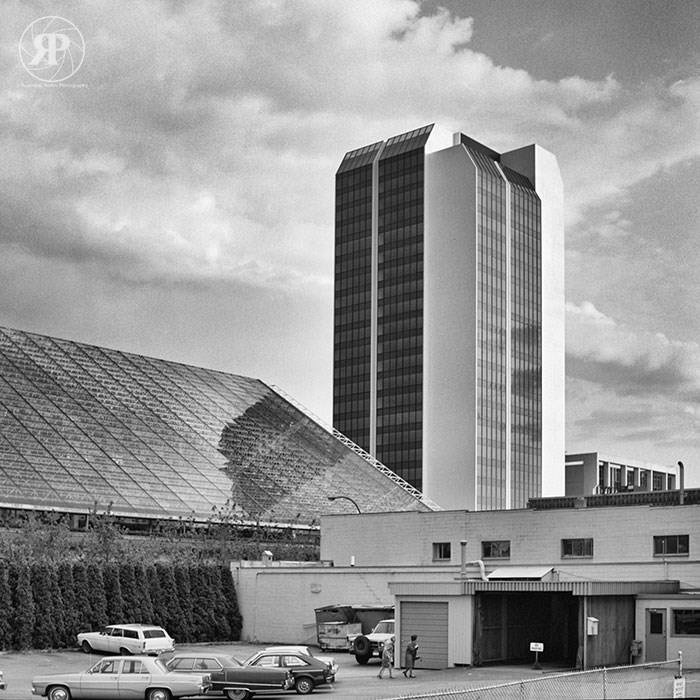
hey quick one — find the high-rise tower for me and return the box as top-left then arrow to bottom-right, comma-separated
333,124 -> 564,510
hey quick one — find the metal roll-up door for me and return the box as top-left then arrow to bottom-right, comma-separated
399,601 -> 449,669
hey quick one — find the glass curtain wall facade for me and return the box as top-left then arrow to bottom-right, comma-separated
376,135 -> 427,488
333,143 -> 381,449
465,145 -> 508,510
506,169 -> 542,507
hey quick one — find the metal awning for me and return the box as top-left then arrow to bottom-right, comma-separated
488,566 -> 554,580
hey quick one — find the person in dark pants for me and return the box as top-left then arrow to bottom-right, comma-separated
403,634 -> 419,677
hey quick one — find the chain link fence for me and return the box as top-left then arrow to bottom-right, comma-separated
385,656 -> 684,700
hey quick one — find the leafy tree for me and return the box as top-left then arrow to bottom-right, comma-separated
85,563 -> 108,629
119,563 -> 139,621
220,565 -> 242,640
104,562 -> 125,622
58,562 -> 79,645
156,564 -> 184,638
146,565 -> 163,627
72,562 -> 93,633
47,564 -> 66,647
133,564 -> 154,624
173,565 -> 194,642
0,565 -> 13,650
11,563 -> 35,649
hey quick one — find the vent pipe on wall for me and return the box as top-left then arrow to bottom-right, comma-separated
678,461 -> 685,505
459,540 -> 488,581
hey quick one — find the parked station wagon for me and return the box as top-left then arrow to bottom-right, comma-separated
77,624 -> 175,656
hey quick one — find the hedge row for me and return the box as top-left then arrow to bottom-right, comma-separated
0,561 -> 241,650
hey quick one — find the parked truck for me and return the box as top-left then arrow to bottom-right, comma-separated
313,604 -> 394,657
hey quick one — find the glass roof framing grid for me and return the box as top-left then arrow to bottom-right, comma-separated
183,364 -> 267,417
25,332 -> 197,511
131,359 -> 311,513
154,357 -> 265,439
142,356 -> 261,440
121,350 -> 237,451
0,352 -> 126,506
0,420 -> 61,502
0,331 -> 169,513
0,388 -> 120,501
71,341 -> 231,504
223,394 -> 353,517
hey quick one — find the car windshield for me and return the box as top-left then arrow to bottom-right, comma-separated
373,621 -> 394,634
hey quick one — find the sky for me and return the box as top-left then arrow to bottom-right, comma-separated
1,1 -> 699,486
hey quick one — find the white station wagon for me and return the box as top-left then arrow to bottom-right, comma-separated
77,624 -> 175,656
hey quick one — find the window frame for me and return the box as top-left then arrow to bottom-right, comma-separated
481,540 -> 511,560
653,534 -> 689,557
561,537 -> 593,559
672,609 -> 700,637
432,541 -> 451,562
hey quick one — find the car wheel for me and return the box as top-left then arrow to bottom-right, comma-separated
47,686 -> 71,700
146,689 -> 171,700
353,635 -> 371,657
224,690 -> 250,700
295,676 -> 315,694
356,654 -> 370,665
119,646 -> 132,656
80,640 -> 92,653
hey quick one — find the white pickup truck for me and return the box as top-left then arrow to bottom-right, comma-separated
347,618 -> 395,664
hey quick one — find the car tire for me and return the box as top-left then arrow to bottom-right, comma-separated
146,689 -> 171,700
353,635 -> 371,657
47,686 -> 71,700
119,646 -> 132,656
355,654 -> 370,665
80,640 -> 92,653
294,676 -> 315,694
225,690 -> 250,700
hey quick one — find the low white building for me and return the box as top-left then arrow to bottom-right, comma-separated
233,489 -> 700,669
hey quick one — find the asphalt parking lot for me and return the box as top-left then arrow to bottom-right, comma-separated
2,643 -> 700,700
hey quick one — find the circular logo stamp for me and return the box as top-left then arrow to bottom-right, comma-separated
19,16 -> 85,83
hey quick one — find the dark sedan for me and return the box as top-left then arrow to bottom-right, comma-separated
166,653 -> 294,699
243,650 -> 334,695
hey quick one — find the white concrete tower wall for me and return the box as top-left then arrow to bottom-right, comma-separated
423,144 -> 479,509
501,145 -> 565,497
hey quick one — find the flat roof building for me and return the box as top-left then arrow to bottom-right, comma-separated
565,451 -> 678,496
333,125 -> 565,511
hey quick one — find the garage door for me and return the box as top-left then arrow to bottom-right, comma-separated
399,601 -> 448,669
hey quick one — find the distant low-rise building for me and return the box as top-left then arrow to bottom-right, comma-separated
235,489 -> 700,669
565,451 -> 678,496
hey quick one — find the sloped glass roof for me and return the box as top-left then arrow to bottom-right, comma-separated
0,327 -> 430,524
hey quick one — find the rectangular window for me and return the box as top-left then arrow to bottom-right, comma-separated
482,540 -> 511,559
673,609 -> 700,636
432,542 -> 451,561
561,538 -> 593,558
653,535 -> 689,557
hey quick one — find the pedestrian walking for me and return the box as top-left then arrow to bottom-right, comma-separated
403,634 -> 419,678
377,635 -> 395,678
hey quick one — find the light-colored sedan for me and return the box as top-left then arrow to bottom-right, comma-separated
31,656 -> 210,700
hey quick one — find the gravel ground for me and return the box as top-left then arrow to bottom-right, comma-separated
1,643 -> 698,700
